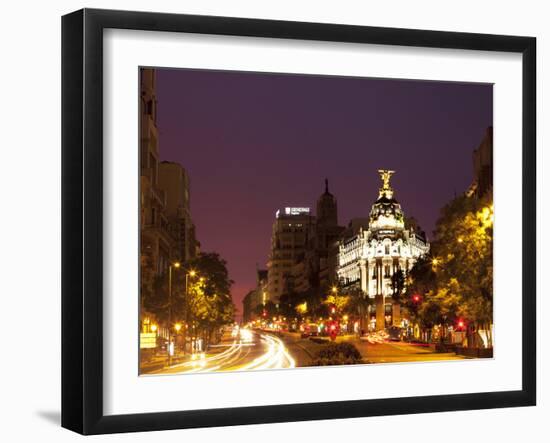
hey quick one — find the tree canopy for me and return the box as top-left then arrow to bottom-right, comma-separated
405,191 -> 493,342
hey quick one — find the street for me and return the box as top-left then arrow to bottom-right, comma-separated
143,329 -> 464,375
145,329 -> 295,375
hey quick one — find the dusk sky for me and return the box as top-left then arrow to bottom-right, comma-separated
155,68 -> 492,314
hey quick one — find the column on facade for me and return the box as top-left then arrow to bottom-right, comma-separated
375,258 -> 385,330
359,259 -> 368,293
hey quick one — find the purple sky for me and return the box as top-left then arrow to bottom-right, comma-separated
155,68 -> 492,314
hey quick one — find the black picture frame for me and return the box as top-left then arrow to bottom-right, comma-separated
61,8 -> 536,435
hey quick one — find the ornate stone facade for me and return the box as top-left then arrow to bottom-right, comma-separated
337,170 -> 429,331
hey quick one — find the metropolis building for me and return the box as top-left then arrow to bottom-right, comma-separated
337,170 -> 429,331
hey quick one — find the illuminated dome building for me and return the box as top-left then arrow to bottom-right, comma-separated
337,170 -> 429,331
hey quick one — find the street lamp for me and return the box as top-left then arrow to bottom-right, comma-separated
174,322 -> 182,356
168,261 -> 180,366
184,269 -> 199,355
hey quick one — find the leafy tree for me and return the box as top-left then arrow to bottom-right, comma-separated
390,269 -> 406,303
278,291 -> 300,319
343,286 -> 372,333
323,294 -> 350,313
406,191 -> 493,346
182,252 -> 235,347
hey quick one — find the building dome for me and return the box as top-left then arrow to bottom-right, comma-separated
368,170 -> 405,233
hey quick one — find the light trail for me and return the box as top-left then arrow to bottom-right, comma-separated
151,329 -> 295,374
239,333 -> 295,371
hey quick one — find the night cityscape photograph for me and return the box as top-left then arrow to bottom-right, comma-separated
139,67 -> 494,375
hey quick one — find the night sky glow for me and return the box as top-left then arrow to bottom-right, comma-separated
155,68 -> 493,314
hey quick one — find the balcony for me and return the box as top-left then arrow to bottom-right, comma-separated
151,186 -> 165,206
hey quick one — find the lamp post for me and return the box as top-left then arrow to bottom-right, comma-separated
168,261 -> 180,366
183,270 -> 197,355
174,322 -> 182,356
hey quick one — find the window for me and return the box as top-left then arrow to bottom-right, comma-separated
385,245 -> 390,255
384,265 -> 391,278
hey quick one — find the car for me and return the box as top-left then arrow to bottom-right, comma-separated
387,326 -> 403,341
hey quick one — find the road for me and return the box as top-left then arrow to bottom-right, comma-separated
148,329 -> 295,375
351,339 -> 465,363
276,332 -> 465,365
144,330 -> 465,375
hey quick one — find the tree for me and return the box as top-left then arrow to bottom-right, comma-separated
406,191 -> 493,346
278,291 -> 300,319
390,269 -> 406,303
344,286 -> 372,333
323,293 -> 350,313
432,192 -> 493,346
184,252 -> 235,347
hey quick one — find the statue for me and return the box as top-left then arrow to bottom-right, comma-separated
378,169 -> 395,198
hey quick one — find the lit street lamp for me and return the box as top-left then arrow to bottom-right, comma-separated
168,261 -> 180,366
184,269 -> 198,355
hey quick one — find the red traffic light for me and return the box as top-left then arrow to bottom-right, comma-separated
412,294 -> 420,303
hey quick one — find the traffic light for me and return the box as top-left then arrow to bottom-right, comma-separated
412,294 -> 421,303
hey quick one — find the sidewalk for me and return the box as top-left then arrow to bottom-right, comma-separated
139,353 -> 192,374
140,344 -> 224,374
276,331 -> 465,365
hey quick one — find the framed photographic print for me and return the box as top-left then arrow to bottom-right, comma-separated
61,8 -> 536,435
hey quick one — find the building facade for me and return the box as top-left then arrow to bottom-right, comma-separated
139,68 -> 201,336
267,207 -> 315,301
266,181 -> 344,302
158,161 -> 199,263
337,170 -> 429,331
467,126 -> 493,198
311,180 -> 345,290
140,68 -> 173,276
242,269 -> 268,322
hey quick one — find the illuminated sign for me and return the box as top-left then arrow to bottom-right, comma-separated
140,332 -> 157,349
285,207 -> 310,215
276,207 -> 310,218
